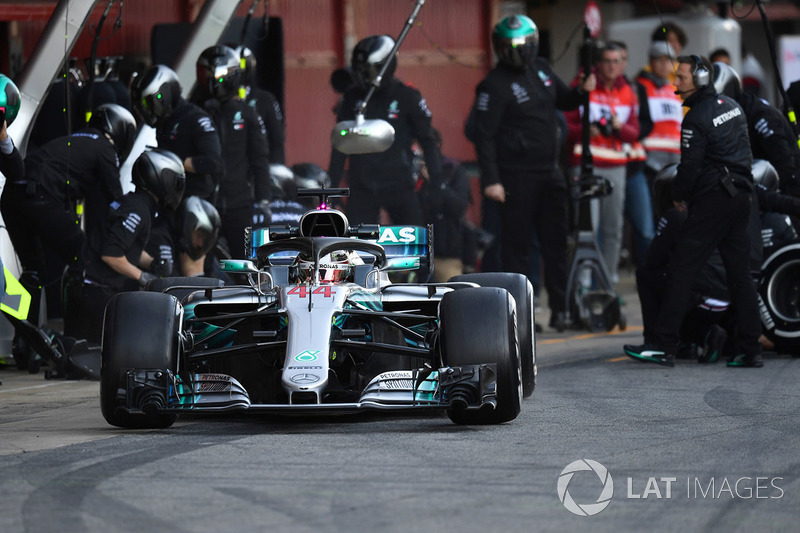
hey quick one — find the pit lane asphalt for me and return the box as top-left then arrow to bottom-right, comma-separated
0,271 -> 797,533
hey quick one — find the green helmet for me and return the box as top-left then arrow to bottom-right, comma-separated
0,74 -> 21,126
492,15 -> 539,70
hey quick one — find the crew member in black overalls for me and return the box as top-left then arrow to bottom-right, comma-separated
1,104 -> 136,339
193,45 -> 270,260
713,62 -> 800,202
71,148 -> 185,343
236,45 -> 286,165
329,35 -> 443,226
468,15 -> 595,331
625,55 -> 763,368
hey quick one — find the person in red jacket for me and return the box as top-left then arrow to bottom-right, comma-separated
565,41 -> 641,285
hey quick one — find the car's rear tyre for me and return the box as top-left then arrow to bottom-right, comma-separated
450,272 -> 536,397
100,292 -> 181,429
440,287 -> 521,424
759,243 -> 800,355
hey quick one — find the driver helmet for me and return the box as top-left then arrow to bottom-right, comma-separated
492,15 -> 539,70
0,74 -> 21,125
289,250 -> 361,284
130,65 -> 182,127
713,62 -> 742,102
88,103 -> 137,163
179,196 -> 221,260
351,35 -> 396,90
196,45 -> 242,101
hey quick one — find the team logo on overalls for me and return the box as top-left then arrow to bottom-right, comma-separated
233,110 -> 245,131
388,100 -> 400,119
511,83 -> 530,103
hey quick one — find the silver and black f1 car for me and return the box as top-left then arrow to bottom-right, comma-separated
100,189 -> 536,428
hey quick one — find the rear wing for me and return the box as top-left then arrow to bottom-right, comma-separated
247,224 -> 433,279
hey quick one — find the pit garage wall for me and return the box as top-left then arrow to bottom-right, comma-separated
275,0 -> 492,171
4,0 -> 493,173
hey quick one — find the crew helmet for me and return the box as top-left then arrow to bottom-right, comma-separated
292,162 -> 331,190
712,62 -> 742,102
269,164 -> 296,201
88,103 -> 137,163
652,163 -> 678,219
492,15 -> 539,70
196,45 -> 242,101
351,35 -> 397,90
130,65 -> 182,127
752,159 -> 779,192
179,196 -> 221,260
289,250 -> 359,284
234,45 -> 256,86
132,148 -> 186,210
0,74 -> 21,126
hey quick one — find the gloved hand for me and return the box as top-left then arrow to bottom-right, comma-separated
138,271 -> 157,288
150,257 -> 173,277
150,247 -> 174,277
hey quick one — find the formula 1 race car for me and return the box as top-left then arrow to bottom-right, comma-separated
100,189 -> 536,428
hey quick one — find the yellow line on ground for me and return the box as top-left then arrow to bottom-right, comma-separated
539,325 -> 642,345
606,356 -> 629,362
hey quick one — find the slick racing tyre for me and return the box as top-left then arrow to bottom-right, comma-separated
101,292 -> 181,428
440,287 -> 522,424
450,272 -> 536,397
759,242 -> 800,355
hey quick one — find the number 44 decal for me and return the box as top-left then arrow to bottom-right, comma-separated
288,286 -> 336,298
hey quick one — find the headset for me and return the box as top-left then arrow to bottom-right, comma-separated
690,54 -> 710,89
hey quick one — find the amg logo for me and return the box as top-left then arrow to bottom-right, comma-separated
712,107 -> 742,127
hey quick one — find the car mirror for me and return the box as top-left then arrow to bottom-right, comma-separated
383,256 -> 420,272
219,259 -> 258,273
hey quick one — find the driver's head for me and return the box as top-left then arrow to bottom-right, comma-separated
289,250 -> 360,284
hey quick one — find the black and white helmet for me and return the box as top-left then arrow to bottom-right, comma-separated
130,65 -> 182,127
88,103 -> 137,163
351,35 -> 396,90
179,196 -> 221,260
132,148 -> 186,210
292,162 -> 331,190
712,62 -> 742,102
234,45 -> 257,86
752,159 -> 779,192
196,45 -> 242,101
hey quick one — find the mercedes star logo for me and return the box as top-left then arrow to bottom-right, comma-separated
290,373 -> 320,384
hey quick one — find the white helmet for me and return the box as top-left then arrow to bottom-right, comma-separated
289,250 -> 361,284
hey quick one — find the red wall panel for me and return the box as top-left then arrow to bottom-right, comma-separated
10,0 -> 490,188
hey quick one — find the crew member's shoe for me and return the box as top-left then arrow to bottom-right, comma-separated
699,325 -> 727,364
726,353 -> 764,368
623,344 -> 675,367
549,311 -> 568,332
